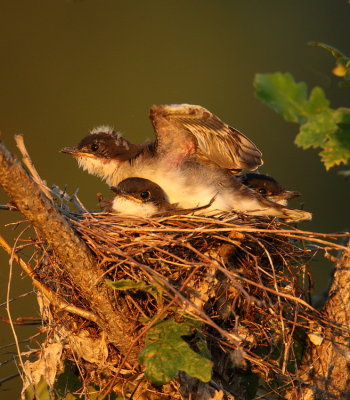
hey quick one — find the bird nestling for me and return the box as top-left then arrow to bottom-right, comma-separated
61,104 -> 311,222
100,177 -> 175,217
100,177 -> 216,217
238,172 -> 302,206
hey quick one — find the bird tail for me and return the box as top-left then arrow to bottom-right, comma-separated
242,199 -> 312,222
280,208 -> 312,222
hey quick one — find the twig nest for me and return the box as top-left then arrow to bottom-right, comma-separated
30,210 -> 343,398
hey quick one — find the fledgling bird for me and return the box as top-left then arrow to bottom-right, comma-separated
61,104 -> 311,222
101,177 -> 176,217
100,177 -> 216,217
238,173 -> 302,206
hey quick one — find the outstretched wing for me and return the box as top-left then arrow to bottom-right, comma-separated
149,104 -> 263,171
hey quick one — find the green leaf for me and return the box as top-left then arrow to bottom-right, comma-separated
296,108 -> 350,168
106,278 -> 163,304
138,319 -> 212,385
335,107 -> 350,126
55,361 -> 81,399
254,72 -> 308,123
304,87 -> 330,115
145,318 -> 193,340
255,71 -> 350,169
24,377 -> 50,400
320,108 -> 350,169
295,109 -> 337,149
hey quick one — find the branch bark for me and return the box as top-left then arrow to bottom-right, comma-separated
286,239 -> 350,399
0,140 -> 140,363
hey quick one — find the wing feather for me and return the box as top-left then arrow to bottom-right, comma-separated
149,104 -> 263,171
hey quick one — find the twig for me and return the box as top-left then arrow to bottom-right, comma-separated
14,134 -> 53,201
6,231 -> 27,384
0,316 -> 41,325
0,234 -> 99,323
0,204 -> 18,211
51,184 -> 87,213
73,188 -> 90,213
0,290 -> 35,309
0,372 -> 20,385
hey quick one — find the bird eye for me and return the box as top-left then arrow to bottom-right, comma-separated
259,188 -> 267,195
91,143 -> 99,152
140,191 -> 150,200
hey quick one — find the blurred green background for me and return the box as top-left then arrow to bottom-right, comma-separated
0,0 -> 349,397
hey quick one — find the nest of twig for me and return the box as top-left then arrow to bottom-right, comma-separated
2,136 -> 350,399
23,204 -> 347,399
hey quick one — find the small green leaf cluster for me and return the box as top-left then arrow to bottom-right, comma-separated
138,319 -> 213,385
254,72 -> 350,170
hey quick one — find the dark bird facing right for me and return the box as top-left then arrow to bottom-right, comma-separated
239,173 -> 302,206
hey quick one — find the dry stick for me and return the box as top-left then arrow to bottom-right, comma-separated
0,204 -> 17,211
185,242 -> 347,332
104,225 -> 350,247
75,215 -> 333,316
0,234 -> 98,323
14,134 -> 53,201
0,140 -> 140,363
0,316 -> 41,325
118,251 -> 242,344
0,373 -> 21,385
51,185 -> 87,214
185,241 -> 319,314
251,235 -> 289,373
74,214 -> 347,323
0,290 -> 34,308
6,232 -> 27,385
113,222 -> 349,237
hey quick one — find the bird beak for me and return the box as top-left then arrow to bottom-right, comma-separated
110,187 -> 143,203
271,190 -> 302,201
60,146 -> 79,155
110,186 -> 122,195
60,147 -> 97,158
281,190 -> 302,200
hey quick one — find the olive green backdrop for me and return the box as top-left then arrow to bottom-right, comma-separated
0,1 -> 349,398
